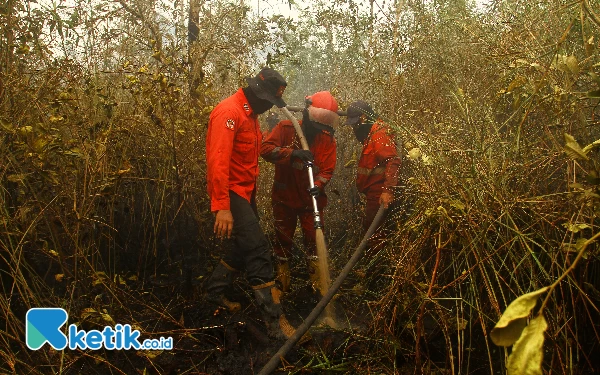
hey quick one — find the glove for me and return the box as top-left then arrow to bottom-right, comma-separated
308,185 -> 320,197
291,149 -> 314,162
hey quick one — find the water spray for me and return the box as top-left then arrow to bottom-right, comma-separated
257,203 -> 388,375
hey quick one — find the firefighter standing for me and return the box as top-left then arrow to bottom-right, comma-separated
345,100 -> 400,255
260,91 -> 339,293
204,67 -> 296,339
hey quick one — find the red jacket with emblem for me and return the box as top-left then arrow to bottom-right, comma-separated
356,120 -> 400,195
206,88 -> 262,212
260,119 -> 336,210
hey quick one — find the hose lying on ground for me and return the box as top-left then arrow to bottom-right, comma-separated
257,203 -> 388,375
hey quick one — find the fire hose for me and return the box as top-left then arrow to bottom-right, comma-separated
257,202 -> 387,375
280,106 -> 324,230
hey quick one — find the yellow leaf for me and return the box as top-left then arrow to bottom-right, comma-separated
33,137 -> 48,152
407,147 -> 421,160
92,271 -> 108,286
81,308 -> 100,321
19,126 -> 33,134
114,274 -> 127,285
552,54 -> 569,72
137,350 -> 163,359
17,44 -> 30,54
490,287 -> 548,346
565,55 -> 579,75
49,115 -> 64,123
507,75 -> 527,92
7,174 -> 26,183
101,313 -> 115,325
128,275 -> 138,281
450,199 -> 465,211
562,238 -> 588,253
55,274 -> 64,282
49,250 -> 59,257
0,119 -> 14,132
507,315 -> 547,375
448,316 -> 468,330
562,222 -> 591,233
563,133 -> 589,160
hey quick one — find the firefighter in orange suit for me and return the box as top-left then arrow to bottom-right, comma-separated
345,100 -> 400,255
204,67 -> 297,340
260,91 -> 339,293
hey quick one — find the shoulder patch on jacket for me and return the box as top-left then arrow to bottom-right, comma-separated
225,119 -> 235,130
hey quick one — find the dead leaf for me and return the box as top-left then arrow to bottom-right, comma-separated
562,222 -> 591,233
565,55 -> 579,75
92,274 -> 107,286
81,308 -> 100,321
490,287 -> 548,346
563,133 -> 589,161
507,315 -> 547,375
408,147 -> 421,160
7,174 -> 27,183
101,313 -> 115,325
137,350 -> 163,359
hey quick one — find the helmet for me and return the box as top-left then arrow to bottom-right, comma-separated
345,100 -> 376,126
305,91 -> 339,128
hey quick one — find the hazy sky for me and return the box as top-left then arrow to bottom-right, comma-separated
251,0 -> 300,19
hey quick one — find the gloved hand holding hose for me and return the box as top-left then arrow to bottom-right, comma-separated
307,185 -> 320,197
291,149 -> 314,162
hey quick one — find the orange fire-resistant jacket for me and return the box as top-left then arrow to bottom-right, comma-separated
356,120 -> 400,195
260,119 -> 336,210
206,89 -> 262,212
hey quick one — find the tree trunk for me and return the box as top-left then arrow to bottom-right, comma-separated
2,0 -> 15,115
187,0 -> 200,45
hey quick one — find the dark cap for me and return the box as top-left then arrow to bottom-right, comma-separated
245,67 -> 287,108
345,100 -> 376,126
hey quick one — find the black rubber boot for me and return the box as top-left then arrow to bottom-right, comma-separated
252,282 -> 295,340
205,260 -> 241,312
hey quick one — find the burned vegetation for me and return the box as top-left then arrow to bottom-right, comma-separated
1,0 -> 600,374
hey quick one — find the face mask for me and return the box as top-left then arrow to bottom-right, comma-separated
353,123 -> 372,143
302,108 -> 319,146
243,87 -> 274,115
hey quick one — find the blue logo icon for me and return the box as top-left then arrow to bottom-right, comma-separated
26,308 -> 173,351
26,308 -> 68,350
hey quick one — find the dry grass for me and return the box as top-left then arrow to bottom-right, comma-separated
1,1 -> 600,374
